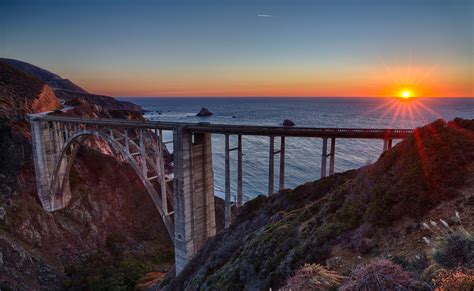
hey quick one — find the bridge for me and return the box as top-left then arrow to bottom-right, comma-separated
29,115 -> 413,274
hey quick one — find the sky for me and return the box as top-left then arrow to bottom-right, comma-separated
0,0 -> 473,97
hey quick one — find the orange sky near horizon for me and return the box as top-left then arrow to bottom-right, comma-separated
74,63 -> 473,98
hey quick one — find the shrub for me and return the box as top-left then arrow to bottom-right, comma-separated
363,195 -> 393,227
422,211 -> 474,269
340,259 -> 418,291
281,263 -> 344,291
432,268 -> 474,291
433,232 -> 474,269
392,253 -> 430,278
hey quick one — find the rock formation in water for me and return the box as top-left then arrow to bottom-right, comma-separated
283,119 -> 295,126
196,107 -> 213,117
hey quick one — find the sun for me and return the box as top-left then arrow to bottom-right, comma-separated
399,89 -> 414,99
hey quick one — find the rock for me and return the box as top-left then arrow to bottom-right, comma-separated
196,107 -> 213,117
0,207 -> 5,220
64,97 -> 84,107
282,119 -> 295,126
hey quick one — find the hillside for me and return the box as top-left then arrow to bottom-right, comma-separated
159,118 -> 474,290
0,58 -> 141,114
0,58 -> 88,94
0,62 -> 61,117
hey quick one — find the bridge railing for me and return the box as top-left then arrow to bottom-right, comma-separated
30,115 -> 414,138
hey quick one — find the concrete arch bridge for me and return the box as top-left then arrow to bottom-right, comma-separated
29,115 -> 413,273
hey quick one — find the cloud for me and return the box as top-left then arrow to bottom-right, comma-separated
257,14 -> 273,17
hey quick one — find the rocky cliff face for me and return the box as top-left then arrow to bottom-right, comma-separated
159,118 -> 474,290
0,60 -> 173,289
0,62 -> 62,117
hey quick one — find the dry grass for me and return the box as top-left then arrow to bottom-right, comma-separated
281,263 -> 344,291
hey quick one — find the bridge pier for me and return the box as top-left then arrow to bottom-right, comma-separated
237,134 -> 243,207
279,136 -> 285,190
173,127 -> 216,274
268,136 -> 275,195
31,120 -> 74,211
383,138 -> 393,152
329,137 -> 336,176
321,138 -> 328,178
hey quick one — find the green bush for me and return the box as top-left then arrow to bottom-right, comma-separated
363,195 -> 393,227
433,231 -> 474,269
334,203 -> 361,229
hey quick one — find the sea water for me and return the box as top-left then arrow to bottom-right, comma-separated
118,97 -> 474,202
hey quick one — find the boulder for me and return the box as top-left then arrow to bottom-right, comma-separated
196,107 -> 213,117
282,119 -> 295,127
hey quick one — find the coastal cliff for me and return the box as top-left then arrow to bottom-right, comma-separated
0,60 -> 174,289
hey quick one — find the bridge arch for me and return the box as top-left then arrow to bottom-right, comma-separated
47,129 -> 175,241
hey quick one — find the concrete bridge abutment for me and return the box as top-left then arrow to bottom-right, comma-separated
173,127 -> 216,274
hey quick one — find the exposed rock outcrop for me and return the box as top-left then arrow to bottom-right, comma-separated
196,107 -> 213,117
55,89 -> 142,114
282,119 -> 295,126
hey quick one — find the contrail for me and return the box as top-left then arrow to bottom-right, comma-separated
257,14 -> 273,17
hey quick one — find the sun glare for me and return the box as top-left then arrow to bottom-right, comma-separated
400,90 -> 413,99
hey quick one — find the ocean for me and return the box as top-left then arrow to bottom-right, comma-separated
118,97 -> 474,202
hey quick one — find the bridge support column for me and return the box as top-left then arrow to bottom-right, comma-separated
173,127 -> 216,275
237,134 -> 243,208
279,136 -> 285,190
224,134 -> 231,228
383,138 -> 391,152
268,136 -> 275,195
31,119 -> 74,211
321,137 -> 328,178
329,137 -> 336,176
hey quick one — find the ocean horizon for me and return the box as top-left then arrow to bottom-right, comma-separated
119,97 -> 474,201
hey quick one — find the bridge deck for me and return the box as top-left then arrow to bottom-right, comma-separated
30,115 -> 414,139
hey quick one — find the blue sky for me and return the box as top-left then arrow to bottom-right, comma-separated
1,0 -> 472,97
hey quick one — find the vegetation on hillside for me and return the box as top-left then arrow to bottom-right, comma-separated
160,118 -> 474,290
